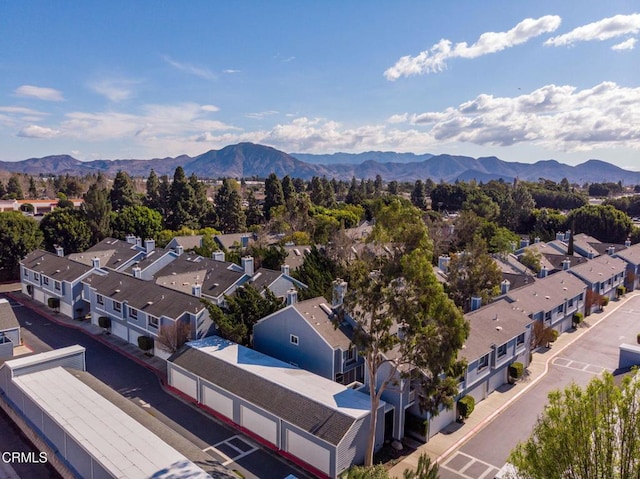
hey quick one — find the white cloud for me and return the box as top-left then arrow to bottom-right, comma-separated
163,55 -> 216,80
545,13 -> 640,46
403,82 -> 640,151
246,110 -> 279,120
200,105 -> 220,112
384,15 -> 561,80
387,113 -> 408,124
14,85 -> 64,101
0,106 -> 48,117
223,69 -> 241,74
90,79 -> 140,102
612,37 -> 637,50
17,125 -> 60,139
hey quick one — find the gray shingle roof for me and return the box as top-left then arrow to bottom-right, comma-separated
0,299 -> 19,332
154,254 -> 245,298
293,297 -> 353,350
83,271 -> 205,319
170,337 -> 368,446
22,249 -> 92,282
615,242 -> 640,265
461,299 -> 531,362
69,237 -> 143,270
506,270 -> 586,315
569,255 -> 627,283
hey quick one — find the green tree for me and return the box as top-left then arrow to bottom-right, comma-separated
263,173 -> 285,220
109,170 -> 140,211
28,176 -> 38,199
565,204 -> 633,244
462,190 -> 500,222
292,245 -> 342,300
82,179 -> 112,243
0,212 -> 43,278
40,208 -> 92,254
111,205 -> 163,240
347,200 -> 468,465
509,371 -> 640,479
202,285 -> 283,346
245,189 -> 264,226
6,175 -> 24,200
166,166 -> 197,230
189,173 -> 214,228
215,179 -> 246,233
411,180 -> 427,209
145,169 -> 161,210
520,248 -> 542,274
446,238 -> 502,311
387,180 -> 399,195
281,175 -> 296,204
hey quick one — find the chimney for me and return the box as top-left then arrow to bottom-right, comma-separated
539,265 -> 548,278
625,238 -> 631,247
332,279 -> 348,308
510,241 -> 517,252
556,232 -> 565,241
608,246 -> 616,256
241,256 -> 254,276
534,237 -> 540,244
520,238 -> 530,249
212,251 -> 225,262
565,230 -> 571,242
126,234 -> 137,245
144,239 -> 155,253
55,245 -> 64,257
281,264 -> 290,276
192,284 -> 202,298
470,296 -> 482,311
174,245 -> 184,256
438,255 -> 450,273
92,257 -> 101,269
286,289 -> 297,306
132,266 -> 142,279
562,259 -> 571,271
241,235 -> 250,248
135,237 -> 142,247
500,279 -> 511,295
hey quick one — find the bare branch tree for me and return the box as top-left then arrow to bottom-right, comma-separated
155,320 -> 192,354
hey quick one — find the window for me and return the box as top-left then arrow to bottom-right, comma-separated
568,298 -> 574,308
497,343 -> 508,358
290,334 -> 299,346
43,276 -> 49,286
478,354 -> 489,370
113,300 -> 121,312
129,308 -> 138,320
544,311 -> 551,324
345,346 -> 356,363
34,272 -> 39,281
516,333 -> 525,347
557,304 -> 564,314
96,294 -> 104,305
23,268 -> 29,279
54,281 -> 61,291
148,316 -> 158,328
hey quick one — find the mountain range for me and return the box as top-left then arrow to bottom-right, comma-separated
1,142 -> 639,184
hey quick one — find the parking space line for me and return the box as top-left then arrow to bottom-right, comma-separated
203,445 -> 234,465
441,451 -> 501,479
552,357 -> 613,375
206,435 -> 259,467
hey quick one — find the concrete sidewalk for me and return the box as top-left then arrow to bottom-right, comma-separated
389,291 -> 640,478
5,288 -> 168,378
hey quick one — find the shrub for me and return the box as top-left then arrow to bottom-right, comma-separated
550,330 -> 559,343
458,395 -> 475,422
98,316 -> 111,329
637,333 -> 640,345
47,297 -> 60,309
572,312 -> 584,325
137,335 -> 154,352
602,296 -> 610,307
509,362 -> 524,380
617,285 -> 626,297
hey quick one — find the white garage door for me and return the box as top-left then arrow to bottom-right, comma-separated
467,382 -> 487,404
286,429 -> 331,475
202,384 -> 233,420
111,321 -> 128,341
240,405 -> 277,446
170,367 -> 197,399
428,407 -> 456,439
488,367 -> 507,394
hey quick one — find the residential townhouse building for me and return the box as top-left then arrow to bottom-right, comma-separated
68,236 -> 150,272
249,264 -> 308,299
20,249 -> 96,319
168,336 -> 384,479
0,298 -> 20,359
506,270 -> 587,333
82,271 -> 214,359
569,254 -> 627,302
253,295 -> 364,385
614,241 -> 640,291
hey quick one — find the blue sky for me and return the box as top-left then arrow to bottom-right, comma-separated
1,1 -> 639,169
